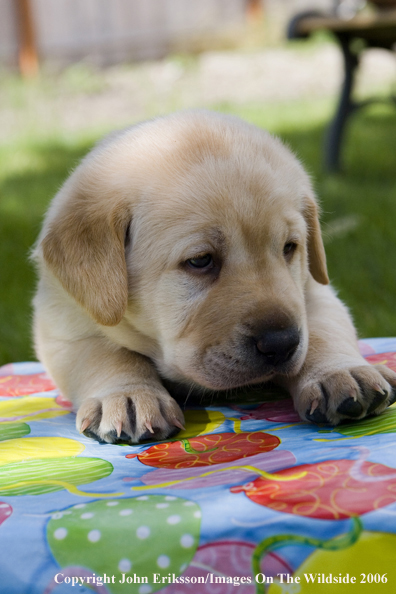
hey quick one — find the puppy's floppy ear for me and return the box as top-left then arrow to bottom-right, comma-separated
303,195 -> 329,285
41,186 -> 130,326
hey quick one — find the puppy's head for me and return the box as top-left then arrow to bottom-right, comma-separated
37,111 -> 328,390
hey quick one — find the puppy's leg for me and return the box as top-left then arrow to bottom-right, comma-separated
283,278 -> 396,424
39,335 -> 184,443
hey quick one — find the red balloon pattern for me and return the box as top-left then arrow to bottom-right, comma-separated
231,459 -> 396,520
127,432 -> 280,469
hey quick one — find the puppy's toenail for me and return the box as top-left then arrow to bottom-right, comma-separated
374,384 -> 387,395
145,421 -> 154,434
337,397 -> 363,418
173,419 -> 185,431
80,418 -> 91,433
115,421 -> 123,438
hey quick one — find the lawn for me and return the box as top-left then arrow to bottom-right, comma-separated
1,88 -> 396,366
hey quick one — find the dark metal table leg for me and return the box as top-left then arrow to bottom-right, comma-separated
325,35 -> 359,172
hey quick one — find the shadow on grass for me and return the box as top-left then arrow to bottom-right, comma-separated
1,107 -> 395,365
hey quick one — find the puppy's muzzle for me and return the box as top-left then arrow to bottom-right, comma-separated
196,320 -> 302,390
253,326 -> 300,368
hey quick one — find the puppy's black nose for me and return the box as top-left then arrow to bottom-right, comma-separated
254,326 -> 300,367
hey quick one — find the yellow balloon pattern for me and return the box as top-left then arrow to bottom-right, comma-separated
0,396 -> 69,423
173,409 -> 225,439
268,531 -> 396,593
0,436 -> 84,465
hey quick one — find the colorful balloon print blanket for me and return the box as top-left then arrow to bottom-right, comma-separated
1,338 -> 396,594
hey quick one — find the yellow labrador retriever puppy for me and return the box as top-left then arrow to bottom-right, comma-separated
33,110 -> 396,443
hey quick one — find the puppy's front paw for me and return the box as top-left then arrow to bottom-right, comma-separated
76,388 -> 185,444
294,364 -> 396,425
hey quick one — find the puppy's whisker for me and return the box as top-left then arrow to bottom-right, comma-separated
183,382 -> 195,407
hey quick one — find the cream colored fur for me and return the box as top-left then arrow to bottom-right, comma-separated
32,110 -> 396,443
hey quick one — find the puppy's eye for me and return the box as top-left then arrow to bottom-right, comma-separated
283,242 -> 297,259
186,254 -> 213,270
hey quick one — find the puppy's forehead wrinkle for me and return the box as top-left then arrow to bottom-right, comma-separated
131,186 -> 304,273
161,226 -> 227,265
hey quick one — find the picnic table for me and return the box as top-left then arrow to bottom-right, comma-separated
288,10 -> 396,171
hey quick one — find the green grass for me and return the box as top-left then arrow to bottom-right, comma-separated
0,136 -> 95,364
1,95 -> 396,366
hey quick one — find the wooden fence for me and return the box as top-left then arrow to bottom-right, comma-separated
0,0 -> 251,73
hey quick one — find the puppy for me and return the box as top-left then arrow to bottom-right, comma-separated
32,110 -> 396,443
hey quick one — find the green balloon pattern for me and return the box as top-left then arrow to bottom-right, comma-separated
47,495 -> 201,594
0,423 -> 30,442
0,457 -> 113,496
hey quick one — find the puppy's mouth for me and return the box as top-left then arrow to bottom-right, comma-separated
159,325 -> 306,392
183,342 -> 305,391
194,364 -> 291,391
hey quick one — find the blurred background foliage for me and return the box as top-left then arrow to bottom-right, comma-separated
1,0 -> 396,365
